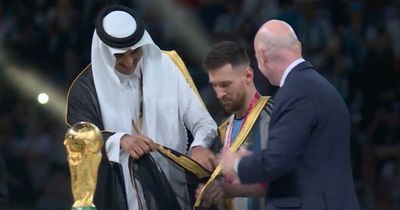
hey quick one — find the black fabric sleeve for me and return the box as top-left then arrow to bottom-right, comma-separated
65,67 -> 129,210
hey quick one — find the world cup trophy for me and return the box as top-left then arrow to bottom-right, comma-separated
64,122 -> 103,210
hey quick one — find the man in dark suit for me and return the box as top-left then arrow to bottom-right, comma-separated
219,19 -> 361,210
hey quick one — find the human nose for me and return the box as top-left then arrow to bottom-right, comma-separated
214,87 -> 226,100
121,55 -> 133,67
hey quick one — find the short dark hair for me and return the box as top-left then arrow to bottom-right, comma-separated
203,41 -> 250,72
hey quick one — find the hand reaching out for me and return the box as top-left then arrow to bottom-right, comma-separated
189,146 -> 217,171
195,180 -> 226,207
219,148 -> 251,183
120,134 -> 156,159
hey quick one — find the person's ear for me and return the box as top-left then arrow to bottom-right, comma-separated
259,49 -> 268,66
244,66 -> 254,84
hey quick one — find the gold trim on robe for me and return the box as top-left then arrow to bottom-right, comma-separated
156,144 -> 211,179
163,50 -> 206,108
194,96 -> 271,210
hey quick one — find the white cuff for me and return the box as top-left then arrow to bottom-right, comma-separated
105,132 -> 126,163
189,126 -> 217,149
189,140 -> 209,149
234,158 -> 241,174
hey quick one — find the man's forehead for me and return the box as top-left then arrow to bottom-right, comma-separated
209,77 -> 233,84
112,47 -> 142,55
110,46 -> 141,55
209,70 -> 238,84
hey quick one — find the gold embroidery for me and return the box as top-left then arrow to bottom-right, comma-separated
194,96 -> 271,209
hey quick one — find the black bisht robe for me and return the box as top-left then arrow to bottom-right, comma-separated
66,66 -> 188,210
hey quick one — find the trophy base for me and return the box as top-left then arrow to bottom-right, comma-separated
72,207 -> 96,210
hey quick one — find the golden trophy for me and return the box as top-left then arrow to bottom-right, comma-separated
64,122 -> 103,210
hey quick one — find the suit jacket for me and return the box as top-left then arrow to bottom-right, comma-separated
238,62 -> 361,210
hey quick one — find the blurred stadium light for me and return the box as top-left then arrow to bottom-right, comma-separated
0,46 -> 66,120
0,0 -> 212,122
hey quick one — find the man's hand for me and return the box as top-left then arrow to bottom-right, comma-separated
219,148 -> 251,183
189,146 -> 216,171
195,183 -> 211,207
195,180 -> 226,207
120,134 -> 156,159
204,179 -> 226,203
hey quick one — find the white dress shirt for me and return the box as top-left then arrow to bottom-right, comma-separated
279,58 -> 305,87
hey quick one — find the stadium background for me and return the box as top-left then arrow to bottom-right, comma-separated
0,0 -> 399,209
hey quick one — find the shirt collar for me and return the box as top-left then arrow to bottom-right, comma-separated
279,58 -> 305,87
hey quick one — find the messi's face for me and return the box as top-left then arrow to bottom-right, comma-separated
208,63 -> 249,113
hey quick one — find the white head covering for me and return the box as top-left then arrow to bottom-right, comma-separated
91,6 -> 218,209
91,5 -> 186,151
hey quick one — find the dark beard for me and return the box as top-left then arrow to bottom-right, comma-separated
221,92 -> 247,114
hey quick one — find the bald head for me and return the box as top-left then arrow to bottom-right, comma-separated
255,20 -> 300,54
254,20 -> 302,86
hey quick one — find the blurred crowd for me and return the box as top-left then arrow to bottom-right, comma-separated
0,0 -> 400,209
